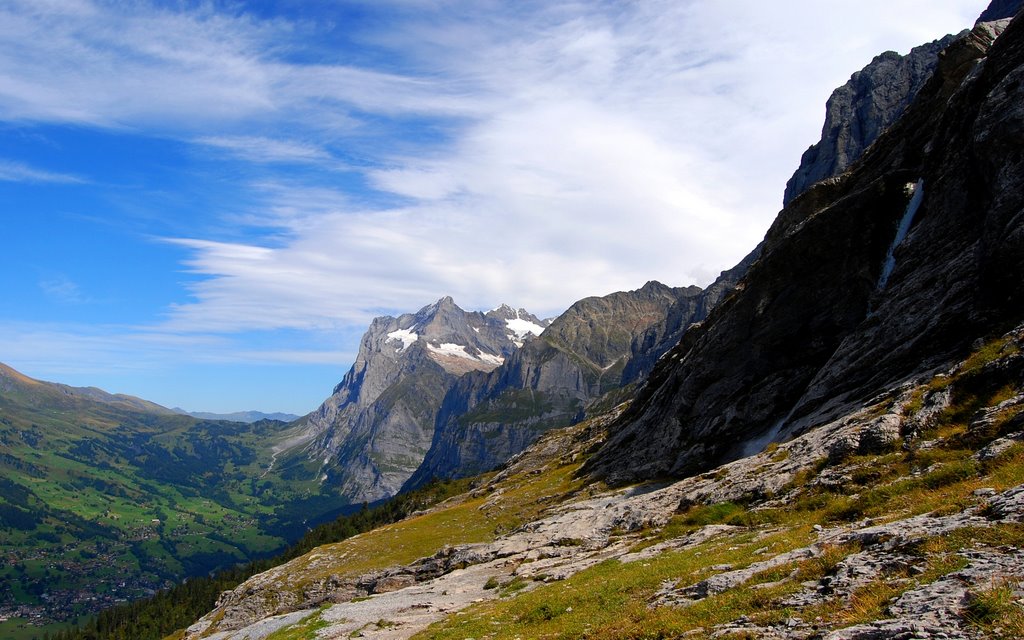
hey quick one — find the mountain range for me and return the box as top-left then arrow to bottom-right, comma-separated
171,409 -> 302,424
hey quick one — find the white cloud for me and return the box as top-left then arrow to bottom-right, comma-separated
0,321 -> 353,374
158,1 -> 982,333
0,0 -> 986,339
0,1 -> 481,133
196,136 -> 334,164
39,274 -> 88,304
0,159 -> 84,183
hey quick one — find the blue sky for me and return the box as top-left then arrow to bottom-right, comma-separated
0,0 -> 984,414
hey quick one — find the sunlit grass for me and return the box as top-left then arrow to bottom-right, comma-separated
415,527 -> 816,640
263,605 -> 330,640
260,460 -> 587,600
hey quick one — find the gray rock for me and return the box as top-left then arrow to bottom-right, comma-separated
674,547 -> 816,602
371,575 -> 417,594
828,433 -> 862,464
824,549 -> 1024,640
904,386 -> 952,438
858,414 -> 903,454
966,392 -> 1024,444
975,431 -> 1024,461
984,483 -> 1024,521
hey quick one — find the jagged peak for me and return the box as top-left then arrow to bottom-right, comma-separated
425,295 -> 460,314
638,279 -> 670,292
403,296 -> 466,327
485,303 -> 520,319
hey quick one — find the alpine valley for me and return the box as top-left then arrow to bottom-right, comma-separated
0,363 -> 358,636
5,1 -> 1024,639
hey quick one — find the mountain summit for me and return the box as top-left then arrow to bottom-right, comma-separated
300,297 -> 548,503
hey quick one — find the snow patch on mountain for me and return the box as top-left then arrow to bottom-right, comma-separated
428,342 -> 474,359
477,352 -> 505,366
386,329 -> 419,352
428,342 -> 505,366
505,317 -> 545,346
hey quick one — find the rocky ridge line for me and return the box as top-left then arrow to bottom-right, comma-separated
783,33 -> 960,206
784,0 -> 1021,205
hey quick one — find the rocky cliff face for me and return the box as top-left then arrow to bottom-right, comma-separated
782,35 -> 960,206
785,0 -> 1022,206
586,16 -> 1023,485
302,297 -> 547,503
404,265 -> 756,490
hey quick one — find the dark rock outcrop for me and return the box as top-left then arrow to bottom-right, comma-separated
620,245 -> 761,385
978,0 -> 1022,23
587,17 -> 1023,485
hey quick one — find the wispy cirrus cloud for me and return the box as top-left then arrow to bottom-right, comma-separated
0,0 -> 479,132
39,274 -> 88,304
195,136 -> 334,165
0,159 -> 84,183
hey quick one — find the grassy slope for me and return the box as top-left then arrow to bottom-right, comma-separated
195,456 -> 588,632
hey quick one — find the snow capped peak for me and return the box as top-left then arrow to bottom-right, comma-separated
431,295 -> 458,311
382,298 -> 546,356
